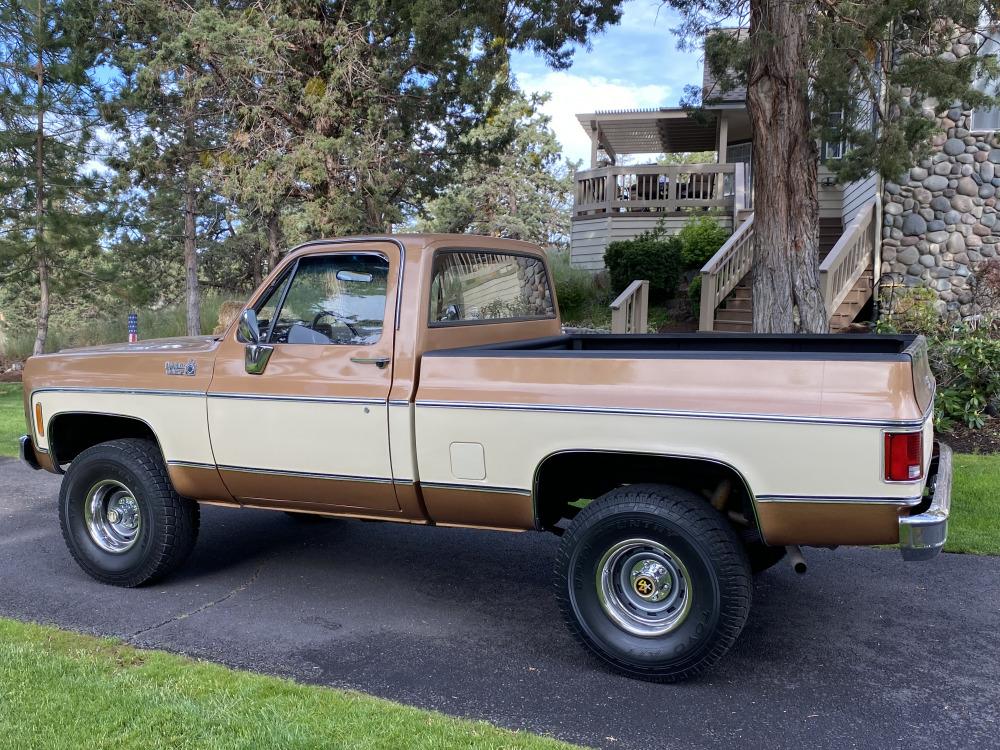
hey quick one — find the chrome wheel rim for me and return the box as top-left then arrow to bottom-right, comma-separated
596,538 -> 692,637
83,479 -> 141,553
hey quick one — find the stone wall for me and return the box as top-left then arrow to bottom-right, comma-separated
881,105 -> 998,317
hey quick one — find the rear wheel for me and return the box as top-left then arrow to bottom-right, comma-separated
59,439 -> 199,587
555,483 -> 751,682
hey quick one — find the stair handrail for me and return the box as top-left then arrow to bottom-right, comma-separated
819,197 -> 879,316
610,279 -> 649,334
699,213 -> 755,331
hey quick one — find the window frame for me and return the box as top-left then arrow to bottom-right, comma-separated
970,26 -> 1000,134
250,251 -> 392,346
426,247 -> 557,329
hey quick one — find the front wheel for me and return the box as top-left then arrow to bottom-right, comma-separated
59,439 -> 200,587
555,484 -> 751,682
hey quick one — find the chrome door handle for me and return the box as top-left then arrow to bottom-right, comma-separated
351,356 -> 390,369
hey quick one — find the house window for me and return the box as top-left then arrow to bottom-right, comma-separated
821,110 -> 846,161
971,29 -> 1000,132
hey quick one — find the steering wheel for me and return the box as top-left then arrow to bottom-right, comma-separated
311,310 -> 360,337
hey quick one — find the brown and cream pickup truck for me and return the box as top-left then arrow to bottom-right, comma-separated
19,234 -> 951,682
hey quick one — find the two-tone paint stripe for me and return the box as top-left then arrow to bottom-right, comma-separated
413,399 -> 933,430
30,386 -> 931,429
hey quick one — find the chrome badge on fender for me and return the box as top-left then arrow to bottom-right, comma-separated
165,359 -> 197,376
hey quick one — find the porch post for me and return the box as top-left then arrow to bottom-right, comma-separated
716,112 -> 729,163
589,128 -> 599,169
716,113 -> 729,198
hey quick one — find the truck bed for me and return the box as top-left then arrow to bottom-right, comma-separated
424,333 -> 921,360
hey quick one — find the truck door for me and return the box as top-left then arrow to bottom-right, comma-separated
207,241 -> 401,512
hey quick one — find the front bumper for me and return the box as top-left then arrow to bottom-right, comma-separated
899,441 -> 952,561
19,435 -> 41,471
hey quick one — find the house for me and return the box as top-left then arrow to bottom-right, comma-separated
570,30 -> 994,331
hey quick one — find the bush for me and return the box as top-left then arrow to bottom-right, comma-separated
930,329 -> 1000,430
677,216 -> 730,269
875,286 -> 941,336
604,232 -> 683,303
547,250 -> 606,320
687,274 -> 703,319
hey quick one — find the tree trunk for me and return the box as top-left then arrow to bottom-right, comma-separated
32,0 -> 48,357
183,175 -> 200,336
746,0 -> 828,333
266,211 -> 282,276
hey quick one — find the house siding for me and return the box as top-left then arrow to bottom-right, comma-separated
571,215 -> 733,270
842,174 -> 879,225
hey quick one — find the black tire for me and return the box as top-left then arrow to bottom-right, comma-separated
746,542 -> 786,574
59,439 -> 200,587
555,483 -> 751,682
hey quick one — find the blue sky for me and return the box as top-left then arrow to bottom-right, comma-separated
510,1 -> 703,165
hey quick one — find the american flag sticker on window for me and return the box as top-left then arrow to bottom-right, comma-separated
128,313 -> 138,343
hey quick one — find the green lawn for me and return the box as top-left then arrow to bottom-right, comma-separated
0,382 -> 24,458
0,618 -> 579,750
947,454 -> 1000,556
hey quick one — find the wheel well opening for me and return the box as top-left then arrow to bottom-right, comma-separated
533,451 -> 759,538
49,413 -> 160,467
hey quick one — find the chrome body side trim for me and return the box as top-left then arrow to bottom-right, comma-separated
31,386 -> 204,399
756,494 -> 923,507
216,464 -> 395,485
414,399 -> 932,429
207,392 -> 385,406
419,480 -> 532,496
166,460 -> 217,470
899,442 -> 952,561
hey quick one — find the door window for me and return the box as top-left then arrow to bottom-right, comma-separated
266,254 -> 390,345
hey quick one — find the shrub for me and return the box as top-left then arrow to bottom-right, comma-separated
677,216 -> 730,269
875,286 -> 942,336
687,274 -> 703,319
604,232 -> 683,303
930,329 -> 1000,430
547,250 -> 606,320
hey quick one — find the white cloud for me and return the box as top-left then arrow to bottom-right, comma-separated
517,70 -> 671,166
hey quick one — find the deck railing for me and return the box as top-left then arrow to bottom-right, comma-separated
698,214 -> 755,331
610,279 -> 649,334
819,198 -> 879,315
574,163 -> 748,219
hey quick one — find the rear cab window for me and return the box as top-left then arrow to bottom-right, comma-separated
428,250 -> 555,326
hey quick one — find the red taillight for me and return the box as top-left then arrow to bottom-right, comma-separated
884,432 -> 923,481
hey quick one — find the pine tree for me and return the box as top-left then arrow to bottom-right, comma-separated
0,0 -> 105,354
418,92 -> 576,248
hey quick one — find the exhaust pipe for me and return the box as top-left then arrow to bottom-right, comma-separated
786,545 -> 807,575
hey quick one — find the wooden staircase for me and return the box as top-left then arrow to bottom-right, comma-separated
701,202 -> 879,333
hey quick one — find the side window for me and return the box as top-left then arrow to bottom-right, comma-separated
268,254 -> 390,345
252,271 -> 292,341
429,250 -> 555,325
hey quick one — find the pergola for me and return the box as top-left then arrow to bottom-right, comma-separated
575,105 -> 750,168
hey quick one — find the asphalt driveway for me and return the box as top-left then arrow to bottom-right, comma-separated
1,456 -> 998,749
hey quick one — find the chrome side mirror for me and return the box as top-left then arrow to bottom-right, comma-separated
239,309 -> 273,375
238,308 -> 261,344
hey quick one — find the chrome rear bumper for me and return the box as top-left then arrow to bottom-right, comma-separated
19,435 -> 41,471
899,442 -> 952,561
